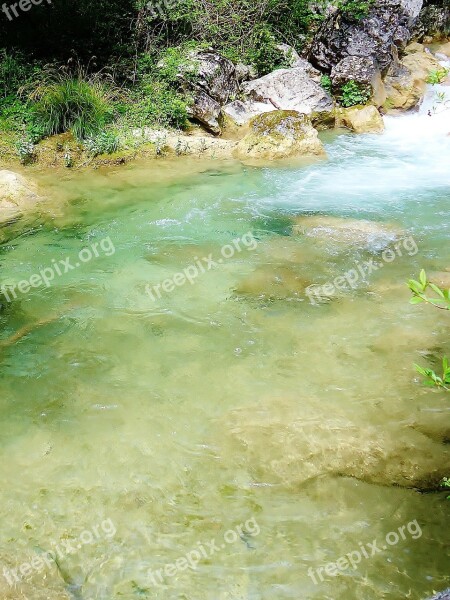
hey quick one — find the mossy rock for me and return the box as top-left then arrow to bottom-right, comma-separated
337,105 -> 385,133
233,110 -> 326,161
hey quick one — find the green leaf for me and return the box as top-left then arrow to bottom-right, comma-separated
419,269 -> 427,288
409,296 -> 424,304
429,283 -> 445,298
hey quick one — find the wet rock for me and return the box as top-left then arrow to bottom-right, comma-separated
241,68 -> 335,127
233,110 -> 326,161
384,44 -> 442,110
0,170 -> 42,225
170,50 -> 239,134
337,105 -> 385,133
220,397 -> 449,490
435,41 -> 450,58
292,216 -> 403,247
234,264 -> 312,300
425,589 -> 450,600
309,0 -> 424,74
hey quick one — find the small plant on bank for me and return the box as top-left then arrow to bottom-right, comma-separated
408,270 -> 450,391
320,74 -> 332,94
440,477 -> 450,499
340,80 -> 371,107
15,138 -> 36,164
84,130 -> 120,156
426,68 -> 450,85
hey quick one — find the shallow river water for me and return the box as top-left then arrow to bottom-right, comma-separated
0,84 -> 449,599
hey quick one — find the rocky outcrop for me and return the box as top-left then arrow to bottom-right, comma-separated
338,105 -> 385,133
221,100 -> 275,128
309,0 -> 424,74
171,50 -> 239,134
240,67 -> 334,127
0,170 -> 42,225
413,4 -> 450,41
233,110 -> 326,161
384,42 -> 442,110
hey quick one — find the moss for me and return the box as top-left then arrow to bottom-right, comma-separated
250,110 -> 310,139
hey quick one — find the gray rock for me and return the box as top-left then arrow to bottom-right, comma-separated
413,4 -> 450,40
331,56 -> 378,88
241,67 -> 334,124
425,590 -> 450,600
168,50 -> 239,134
222,99 -> 275,127
309,0 -> 424,74
235,63 -> 257,83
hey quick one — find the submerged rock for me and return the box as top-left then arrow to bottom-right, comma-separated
234,264 -> 312,300
338,105 -> 385,133
233,110 -> 326,161
292,216 -> 403,247
220,397 -> 449,490
0,170 -> 42,225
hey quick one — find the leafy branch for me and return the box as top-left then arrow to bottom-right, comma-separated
408,270 -> 450,391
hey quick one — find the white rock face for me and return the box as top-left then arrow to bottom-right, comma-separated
222,100 -> 275,126
241,68 -> 334,119
0,170 -> 42,224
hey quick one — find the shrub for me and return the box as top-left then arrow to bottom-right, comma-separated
245,25 -> 287,76
30,75 -> 114,140
123,78 -> 189,129
84,130 -> 120,156
340,80 -> 371,107
338,0 -> 374,20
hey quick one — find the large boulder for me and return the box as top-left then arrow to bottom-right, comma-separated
309,0 -> 424,74
241,67 -> 335,128
233,110 -> 326,161
330,56 -> 387,105
384,43 -> 442,110
0,170 -> 42,225
171,50 -> 239,134
413,4 -> 450,41
337,105 -> 385,133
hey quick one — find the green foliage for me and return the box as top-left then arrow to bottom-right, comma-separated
340,80 -> 371,107
408,270 -> 450,392
338,0 -> 374,20
426,68 -> 450,85
30,76 -> 114,140
440,477 -> 450,499
84,130 -> 120,156
122,78 -> 189,129
245,25 -> 286,76
320,75 -> 332,94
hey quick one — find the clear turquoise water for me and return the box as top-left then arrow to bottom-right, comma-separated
0,99 -> 449,600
